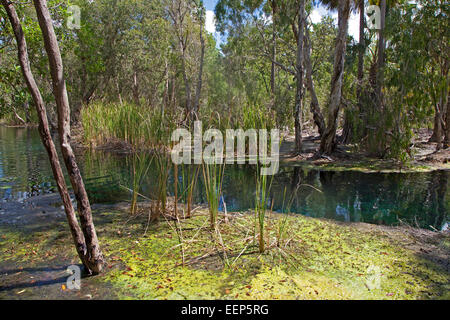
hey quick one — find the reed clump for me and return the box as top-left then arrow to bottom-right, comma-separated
81,102 -> 176,150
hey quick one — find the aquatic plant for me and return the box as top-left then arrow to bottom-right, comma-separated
152,153 -> 171,222
254,168 -> 273,253
276,185 -> 299,247
179,164 -> 200,218
202,161 -> 225,230
81,102 -> 177,149
241,103 -> 276,131
129,153 -> 152,215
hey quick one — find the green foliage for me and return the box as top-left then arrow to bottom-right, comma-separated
2,0 -> 448,161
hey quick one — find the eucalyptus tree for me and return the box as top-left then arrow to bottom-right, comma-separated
374,0 -> 386,111
304,15 -> 339,138
366,0 -> 400,113
319,0 -> 352,154
1,0 -> 104,274
34,0 -> 104,273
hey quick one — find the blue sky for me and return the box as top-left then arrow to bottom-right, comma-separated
203,0 -> 217,11
202,0 -> 361,48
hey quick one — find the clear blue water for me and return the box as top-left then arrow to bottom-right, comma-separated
0,126 -> 448,230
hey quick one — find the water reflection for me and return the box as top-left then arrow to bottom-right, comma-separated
0,126 -> 448,230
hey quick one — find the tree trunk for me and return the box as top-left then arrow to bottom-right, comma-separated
294,0 -> 306,154
24,100 -> 31,123
12,104 -> 26,125
340,0 -> 365,146
270,0 -> 277,98
357,0 -> 367,136
319,0 -> 350,155
444,93 -> 450,148
180,42 -> 192,119
304,28 -> 325,137
72,84 -> 97,126
1,0 -> 96,272
432,100 -> 445,150
33,0 -> 104,274
376,0 -> 386,111
193,15 -> 205,121
357,0 -> 365,101
430,102 -> 443,144
429,110 -> 441,143
115,78 -> 123,105
162,58 -> 169,119
341,110 -> 352,144
133,70 -> 140,105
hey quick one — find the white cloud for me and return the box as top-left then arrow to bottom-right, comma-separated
205,10 -> 223,49
205,10 -> 216,34
310,9 -> 322,24
262,13 -> 272,24
348,12 -> 360,41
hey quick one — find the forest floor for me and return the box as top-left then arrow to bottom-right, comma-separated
1,195 -> 449,300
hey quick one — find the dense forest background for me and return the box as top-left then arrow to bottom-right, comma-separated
0,0 -> 448,160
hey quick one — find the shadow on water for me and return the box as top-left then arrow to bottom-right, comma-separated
0,276 -> 68,292
0,126 -> 448,230
0,265 -> 69,292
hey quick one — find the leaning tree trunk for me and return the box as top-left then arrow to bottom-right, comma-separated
294,0 -> 306,154
33,0 -> 104,274
430,83 -> 448,147
320,0 -> 350,154
1,0 -> 97,272
431,102 -> 444,150
304,28 -> 325,137
429,109 -> 442,143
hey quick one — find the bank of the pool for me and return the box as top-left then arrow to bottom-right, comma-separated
1,204 -> 448,300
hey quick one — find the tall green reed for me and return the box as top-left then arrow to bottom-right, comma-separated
129,153 -> 152,215
202,161 -> 225,230
254,167 -> 273,253
81,102 -> 176,149
276,185 -> 299,247
179,164 -> 200,218
152,153 -> 171,222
